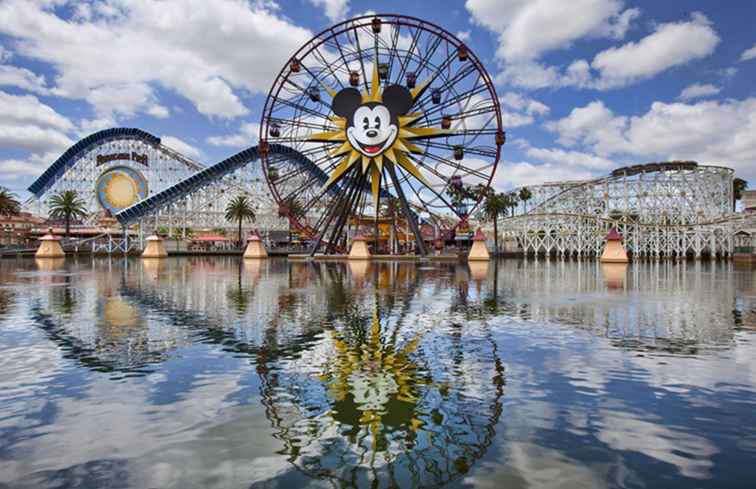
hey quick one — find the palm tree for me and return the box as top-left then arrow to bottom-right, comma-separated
0,187 -> 21,216
225,195 -> 256,248
518,187 -> 532,214
48,190 -> 88,237
733,177 -> 748,211
479,192 -> 509,255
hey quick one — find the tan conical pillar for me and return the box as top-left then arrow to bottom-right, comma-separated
600,228 -> 628,263
348,233 -> 371,260
601,262 -> 628,290
36,228 -> 65,258
142,233 -> 168,258
243,232 -> 268,258
468,229 -> 490,261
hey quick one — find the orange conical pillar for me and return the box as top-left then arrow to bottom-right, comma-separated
600,228 -> 629,263
348,233 -> 371,260
142,232 -> 168,258
35,228 -> 65,258
468,229 -> 490,261
243,232 -> 268,259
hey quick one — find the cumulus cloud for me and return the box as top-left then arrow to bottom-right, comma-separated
161,135 -> 202,160
500,92 -> 549,127
547,98 -> 756,181
589,12 -> 719,89
0,64 -> 48,94
147,105 -> 170,119
493,161 -> 596,189
466,0 -> 638,62
0,0 -> 313,120
0,152 -> 58,180
678,83 -> 720,101
206,122 -> 260,148
309,0 -> 349,22
739,43 -> 756,62
498,13 -> 719,90
0,90 -> 73,153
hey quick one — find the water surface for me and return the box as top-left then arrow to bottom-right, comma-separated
0,257 -> 754,488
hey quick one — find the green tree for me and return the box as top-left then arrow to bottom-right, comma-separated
225,195 -> 256,248
518,187 -> 532,213
280,196 -> 305,246
0,187 -> 21,216
479,191 -> 509,255
733,177 -> 748,211
48,190 -> 88,237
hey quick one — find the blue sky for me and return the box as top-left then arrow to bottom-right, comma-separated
1,0 -> 755,200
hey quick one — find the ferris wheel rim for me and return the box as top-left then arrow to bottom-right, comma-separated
259,13 -> 503,241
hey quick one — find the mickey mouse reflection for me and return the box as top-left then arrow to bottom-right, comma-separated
256,304 -> 505,487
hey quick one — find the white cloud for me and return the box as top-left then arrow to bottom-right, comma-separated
0,64 -> 48,94
0,0 -> 313,119
0,90 -> 73,154
740,43 -> 756,62
523,146 -> 614,170
495,12 -> 719,91
0,152 -> 57,179
548,97 -> 756,181
0,91 -> 72,131
147,105 -> 170,119
500,92 -> 549,127
456,30 -> 471,42
493,161 -> 596,189
589,12 -> 719,88
161,135 -> 202,160
309,0 -> 349,22
466,0 -> 638,62
678,83 -> 720,101
206,122 -> 260,148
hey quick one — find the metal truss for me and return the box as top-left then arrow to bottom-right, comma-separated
114,144 -> 342,248
502,162 -> 751,259
27,128 -> 203,222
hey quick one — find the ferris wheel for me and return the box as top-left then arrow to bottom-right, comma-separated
260,14 -> 504,255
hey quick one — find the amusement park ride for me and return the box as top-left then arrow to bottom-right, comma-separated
24,14 -> 502,256
23,14 -> 753,258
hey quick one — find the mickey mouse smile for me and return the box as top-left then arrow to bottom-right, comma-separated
330,84 -> 413,160
346,104 -> 398,157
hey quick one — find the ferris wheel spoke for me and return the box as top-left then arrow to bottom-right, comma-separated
416,152 -> 489,181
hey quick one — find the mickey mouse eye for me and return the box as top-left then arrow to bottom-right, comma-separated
362,117 -> 369,130
374,116 -> 381,129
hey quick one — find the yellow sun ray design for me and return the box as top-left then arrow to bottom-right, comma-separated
300,61 -> 450,212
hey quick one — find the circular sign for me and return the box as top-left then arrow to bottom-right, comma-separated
96,166 -> 148,214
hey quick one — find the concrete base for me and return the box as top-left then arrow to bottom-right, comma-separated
601,262 -> 628,289
35,258 -> 65,270
600,240 -> 629,263
348,236 -> 371,260
243,236 -> 268,259
142,235 -> 168,258
733,253 -> 755,263
36,233 -> 65,259
348,260 -> 371,281
468,260 -> 489,280
468,240 -> 490,261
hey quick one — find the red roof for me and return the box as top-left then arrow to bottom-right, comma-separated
605,228 -> 623,241
472,228 -> 487,241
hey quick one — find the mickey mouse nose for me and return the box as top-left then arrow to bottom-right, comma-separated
366,129 -> 378,137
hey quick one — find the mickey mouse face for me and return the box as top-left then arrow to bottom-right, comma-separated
331,85 -> 413,159
348,104 -> 397,156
